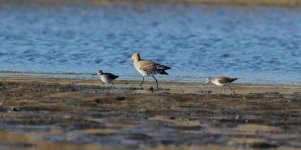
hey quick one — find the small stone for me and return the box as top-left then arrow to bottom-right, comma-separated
94,99 -> 102,103
115,96 -> 126,101
170,116 -> 176,120
64,115 -> 71,119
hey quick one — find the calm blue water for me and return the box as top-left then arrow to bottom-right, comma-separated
0,3 -> 301,84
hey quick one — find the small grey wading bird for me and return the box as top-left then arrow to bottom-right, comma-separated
93,70 -> 119,88
204,76 -> 238,94
127,53 -> 171,89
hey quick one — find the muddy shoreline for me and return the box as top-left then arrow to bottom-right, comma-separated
0,77 -> 301,149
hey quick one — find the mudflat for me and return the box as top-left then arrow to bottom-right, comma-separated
0,77 -> 301,150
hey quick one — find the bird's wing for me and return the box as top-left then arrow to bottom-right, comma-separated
217,77 -> 238,83
104,73 -> 119,80
138,60 -> 157,74
140,59 -> 171,70
155,63 -> 171,70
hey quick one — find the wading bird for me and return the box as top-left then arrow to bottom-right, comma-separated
204,76 -> 238,94
93,70 -> 119,88
126,53 -> 171,89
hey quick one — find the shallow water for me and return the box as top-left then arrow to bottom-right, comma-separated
0,2 -> 301,84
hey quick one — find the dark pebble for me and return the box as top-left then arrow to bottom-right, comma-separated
115,96 -> 126,101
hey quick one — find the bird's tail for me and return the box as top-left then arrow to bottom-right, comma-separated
157,64 -> 171,70
156,64 -> 171,75
158,70 -> 168,75
230,78 -> 238,82
113,75 -> 119,80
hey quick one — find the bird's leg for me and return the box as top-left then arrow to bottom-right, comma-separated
99,82 -> 104,89
228,85 -> 236,95
112,82 -> 115,89
221,86 -> 225,92
152,75 -> 159,89
140,76 -> 145,86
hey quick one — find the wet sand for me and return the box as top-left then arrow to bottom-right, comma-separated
0,77 -> 301,150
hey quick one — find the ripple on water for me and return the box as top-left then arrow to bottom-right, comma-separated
0,3 -> 300,84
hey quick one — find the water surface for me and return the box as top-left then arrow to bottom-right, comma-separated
0,2 -> 301,84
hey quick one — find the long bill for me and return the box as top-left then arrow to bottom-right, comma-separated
119,58 -> 132,64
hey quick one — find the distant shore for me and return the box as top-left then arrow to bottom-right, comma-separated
2,0 -> 301,7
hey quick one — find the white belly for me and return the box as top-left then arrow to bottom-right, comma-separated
134,63 -> 149,76
212,80 -> 224,86
100,76 -> 112,84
